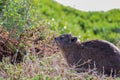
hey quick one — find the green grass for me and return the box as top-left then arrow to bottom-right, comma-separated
1,0 -> 120,43
38,0 -> 120,44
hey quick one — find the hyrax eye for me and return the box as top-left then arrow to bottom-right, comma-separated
60,36 -> 64,40
71,37 -> 77,42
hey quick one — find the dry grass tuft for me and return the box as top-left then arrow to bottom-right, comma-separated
0,52 -> 117,80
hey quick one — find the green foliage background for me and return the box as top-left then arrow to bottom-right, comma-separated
38,0 -> 120,43
0,0 -> 120,43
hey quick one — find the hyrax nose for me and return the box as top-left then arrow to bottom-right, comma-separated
54,37 -> 57,40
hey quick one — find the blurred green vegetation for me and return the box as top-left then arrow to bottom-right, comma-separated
0,0 -> 120,43
38,0 -> 120,43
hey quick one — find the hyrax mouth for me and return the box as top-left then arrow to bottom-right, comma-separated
54,37 -> 60,45
54,37 -> 57,41
54,37 -> 57,42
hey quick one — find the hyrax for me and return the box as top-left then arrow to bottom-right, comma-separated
54,34 -> 120,76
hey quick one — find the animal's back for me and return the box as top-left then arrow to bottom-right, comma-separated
82,40 -> 120,54
80,40 -> 120,76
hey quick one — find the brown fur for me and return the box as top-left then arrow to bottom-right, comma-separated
55,34 -> 120,77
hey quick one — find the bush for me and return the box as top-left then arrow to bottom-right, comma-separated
0,0 -> 43,38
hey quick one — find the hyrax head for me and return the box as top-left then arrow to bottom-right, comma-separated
54,34 -> 78,47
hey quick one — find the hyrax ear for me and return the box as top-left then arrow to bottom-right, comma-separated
71,37 -> 77,43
